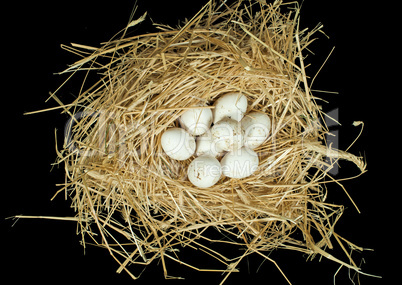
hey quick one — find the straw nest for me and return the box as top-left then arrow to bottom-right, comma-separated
51,0 -> 366,282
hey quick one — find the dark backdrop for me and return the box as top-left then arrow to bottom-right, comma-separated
3,1 -> 386,284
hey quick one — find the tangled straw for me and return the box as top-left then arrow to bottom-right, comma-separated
42,0 -> 368,283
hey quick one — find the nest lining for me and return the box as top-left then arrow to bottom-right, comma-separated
52,0 -> 366,283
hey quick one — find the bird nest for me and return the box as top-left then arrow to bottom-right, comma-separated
50,0 -> 366,283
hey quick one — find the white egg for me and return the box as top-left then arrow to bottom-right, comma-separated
161,128 -> 195,160
187,155 -> 222,188
210,118 -> 244,152
179,108 -> 213,136
241,111 -> 271,149
213,92 -> 248,124
195,130 -> 223,157
220,146 -> 259,178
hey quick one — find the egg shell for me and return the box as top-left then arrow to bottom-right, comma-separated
161,128 -> 196,160
213,92 -> 248,124
210,118 -> 244,152
187,155 -> 222,188
179,108 -> 213,136
195,130 -> 223,157
241,112 -> 271,149
220,146 -> 259,178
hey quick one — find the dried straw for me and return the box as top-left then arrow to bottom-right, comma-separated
46,0 -> 367,283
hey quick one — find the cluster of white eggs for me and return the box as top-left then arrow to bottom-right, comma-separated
161,93 -> 271,188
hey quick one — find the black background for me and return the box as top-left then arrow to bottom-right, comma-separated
3,0 -> 388,284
